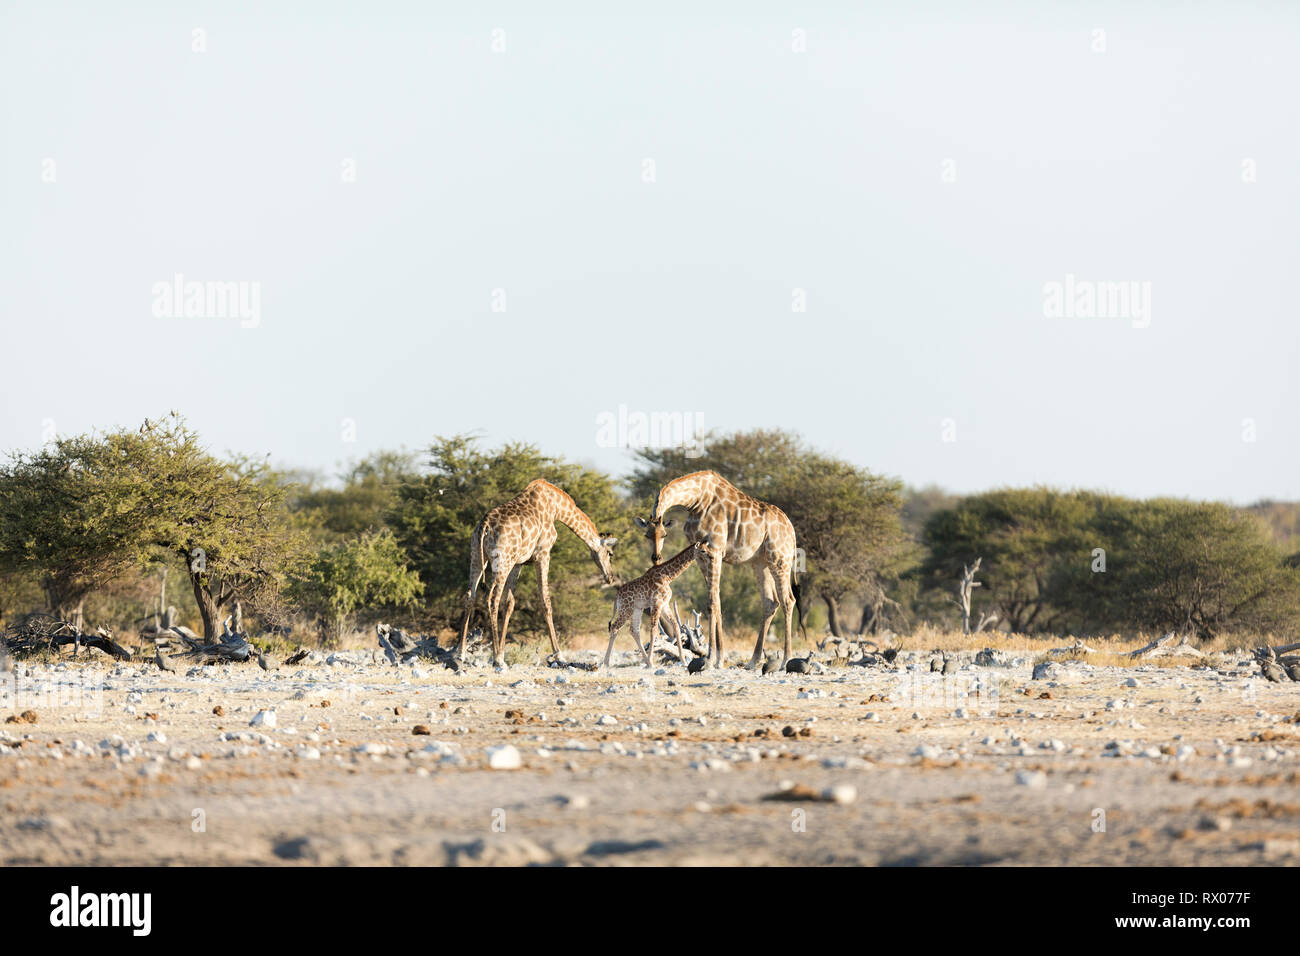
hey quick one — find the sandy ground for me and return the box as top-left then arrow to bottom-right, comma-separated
2,644 -> 1298,867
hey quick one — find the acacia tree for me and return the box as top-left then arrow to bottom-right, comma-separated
923,490 -> 1300,638
1106,500 -> 1300,639
772,455 -> 908,637
43,417 -> 310,639
123,420 -> 311,639
0,433 -> 163,627
922,488 -> 1095,634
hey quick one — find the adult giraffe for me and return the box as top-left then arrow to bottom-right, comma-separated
636,470 -> 799,668
458,479 -> 617,667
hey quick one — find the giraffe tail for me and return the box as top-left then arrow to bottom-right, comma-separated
791,568 -> 807,639
470,519 -> 490,581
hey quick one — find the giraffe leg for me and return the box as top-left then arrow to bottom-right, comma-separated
457,577 -> 483,660
536,551 -> 563,662
603,601 -> 632,669
457,541 -> 487,660
497,565 -> 521,650
659,610 -> 681,653
777,559 -> 796,663
749,562 -> 779,668
629,610 -> 645,666
645,607 -> 661,667
661,593 -> 686,664
704,553 -> 726,667
485,568 -> 510,667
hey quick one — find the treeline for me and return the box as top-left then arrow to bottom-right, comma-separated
1,415 -> 1297,646
922,490 -> 1300,639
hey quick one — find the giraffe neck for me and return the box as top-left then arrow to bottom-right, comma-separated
652,471 -> 714,519
657,544 -> 699,582
540,481 -> 602,550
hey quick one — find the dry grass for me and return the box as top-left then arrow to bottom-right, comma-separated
274,620 -> 1278,670
543,623 -> 1270,668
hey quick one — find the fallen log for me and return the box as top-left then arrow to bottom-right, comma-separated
659,602 -> 708,658
376,623 -> 481,669
49,626 -> 134,661
1129,632 -> 1204,658
1253,641 -> 1300,661
168,636 -> 252,664
1049,638 -> 1100,656
167,619 -> 254,664
3,617 -> 134,661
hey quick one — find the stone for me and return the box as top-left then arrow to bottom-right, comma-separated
1015,770 -> 1047,788
824,784 -> 858,805
487,744 -> 522,769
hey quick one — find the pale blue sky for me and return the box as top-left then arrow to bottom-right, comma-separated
2,1 -> 1297,502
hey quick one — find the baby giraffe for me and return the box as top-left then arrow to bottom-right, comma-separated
603,540 -> 714,669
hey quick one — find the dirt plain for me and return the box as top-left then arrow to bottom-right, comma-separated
2,641 -> 1299,867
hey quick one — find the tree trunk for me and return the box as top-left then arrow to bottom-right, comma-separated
56,597 -> 86,632
156,567 -> 168,629
956,558 -> 983,634
859,595 -> 884,635
45,582 -> 86,631
823,593 -> 842,638
189,571 -> 222,640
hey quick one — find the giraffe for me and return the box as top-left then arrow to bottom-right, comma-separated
602,539 -> 715,669
458,479 -> 617,667
635,470 -> 799,668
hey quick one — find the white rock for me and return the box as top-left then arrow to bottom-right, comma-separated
250,710 -> 277,728
1015,770 -> 1047,788
824,784 -> 858,805
487,744 -> 522,769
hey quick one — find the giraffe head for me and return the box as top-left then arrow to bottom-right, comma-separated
634,515 -> 674,564
592,533 -> 618,584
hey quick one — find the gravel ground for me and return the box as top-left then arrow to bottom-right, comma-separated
2,647 -> 1298,866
